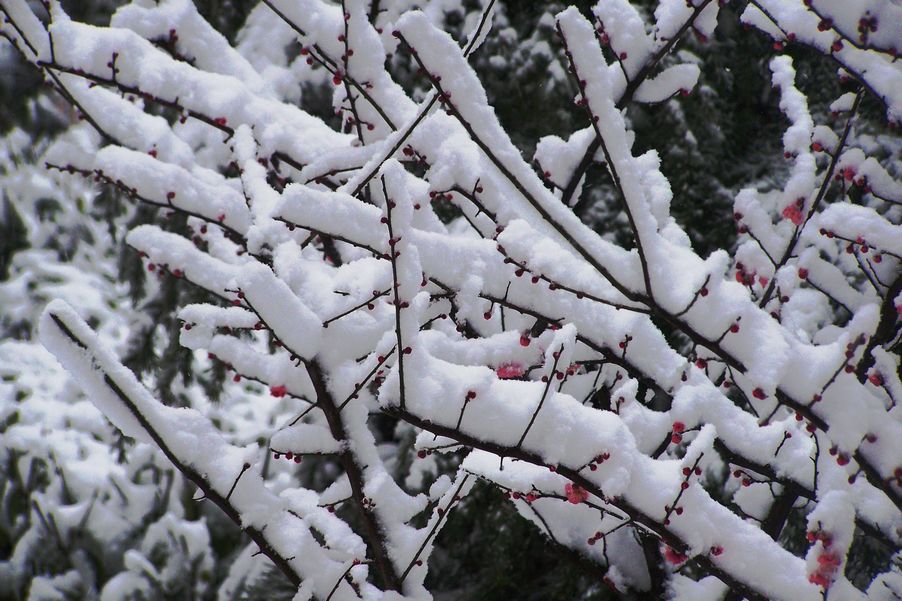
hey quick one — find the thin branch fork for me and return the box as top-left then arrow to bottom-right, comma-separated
714,439 -> 898,551
323,288 -> 391,327
381,175 -> 409,410
497,247 -> 651,314
747,0 -> 888,112
23,48 -> 312,177
260,0 -> 398,131
304,358 -> 403,592
557,21 -> 653,299
559,0 -> 717,207
44,162 -> 248,243
395,32 -> 645,307
347,0 -> 498,198
233,293 -> 403,592
398,474 -> 471,583
0,11 -> 119,146
759,89 -> 863,308
515,345 -> 564,449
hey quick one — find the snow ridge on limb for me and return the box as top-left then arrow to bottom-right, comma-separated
38,301 -> 365,601
111,0 -> 269,94
551,0 -> 718,208
0,0 -> 349,167
742,0 -> 902,123
394,10 -> 646,300
261,0 -> 414,136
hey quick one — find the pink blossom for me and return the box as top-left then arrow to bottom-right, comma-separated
663,545 -> 688,565
782,204 -> 803,225
496,362 -> 524,379
564,483 -> 588,504
808,550 -> 841,589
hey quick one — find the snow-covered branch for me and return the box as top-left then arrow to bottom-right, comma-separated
5,0 -> 900,599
